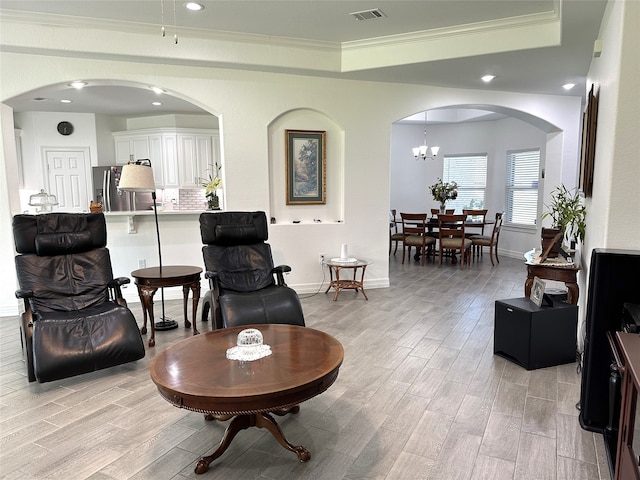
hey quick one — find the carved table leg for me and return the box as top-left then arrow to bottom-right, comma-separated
191,281 -> 200,335
137,289 -> 148,335
138,286 -> 157,347
182,285 -> 192,329
255,412 -> 311,462
195,414 -> 254,474
566,281 -> 579,304
194,409 -> 309,474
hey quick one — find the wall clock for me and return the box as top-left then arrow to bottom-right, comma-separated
57,121 -> 74,136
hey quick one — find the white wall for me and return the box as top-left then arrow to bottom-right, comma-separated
575,0 -> 640,346
1,40 -> 584,315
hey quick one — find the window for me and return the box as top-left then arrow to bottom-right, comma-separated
505,149 -> 540,227
443,154 -> 487,212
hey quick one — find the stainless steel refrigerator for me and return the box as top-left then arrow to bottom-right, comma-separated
92,166 -> 155,212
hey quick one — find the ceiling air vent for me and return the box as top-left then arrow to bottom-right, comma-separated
349,9 -> 386,21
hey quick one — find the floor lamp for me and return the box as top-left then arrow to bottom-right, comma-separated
118,160 -> 178,330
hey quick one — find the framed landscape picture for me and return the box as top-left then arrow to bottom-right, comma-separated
285,129 -> 326,205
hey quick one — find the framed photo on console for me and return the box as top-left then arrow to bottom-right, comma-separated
285,130 -> 326,205
530,276 -> 547,307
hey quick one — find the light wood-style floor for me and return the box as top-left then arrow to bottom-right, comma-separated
0,253 -> 612,480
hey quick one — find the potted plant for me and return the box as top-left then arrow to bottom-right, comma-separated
202,163 -> 223,210
429,178 -> 458,212
541,185 -> 586,255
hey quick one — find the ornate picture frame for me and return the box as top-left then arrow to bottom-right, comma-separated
579,84 -> 599,197
285,130 -> 326,205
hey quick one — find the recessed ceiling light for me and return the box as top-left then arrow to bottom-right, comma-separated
184,2 -> 204,11
563,83 -> 576,90
152,101 -> 162,106
481,75 -> 496,83
60,99 -> 72,103
69,81 -> 87,89
150,86 -> 166,94
33,97 -> 48,101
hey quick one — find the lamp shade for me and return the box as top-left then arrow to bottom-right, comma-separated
118,164 -> 155,192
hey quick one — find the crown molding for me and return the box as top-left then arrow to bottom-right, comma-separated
0,9 -> 339,53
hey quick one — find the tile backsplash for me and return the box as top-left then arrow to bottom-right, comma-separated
178,189 -> 207,210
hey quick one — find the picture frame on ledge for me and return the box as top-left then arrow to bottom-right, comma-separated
530,276 -> 547,307
285,129 -> 326,205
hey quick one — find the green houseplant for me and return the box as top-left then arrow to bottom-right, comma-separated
541,185 -> 586,253
202,162 -> 222,210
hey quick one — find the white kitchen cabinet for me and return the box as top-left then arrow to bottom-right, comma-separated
148,134 -> 164,187
114,135 -> 150,165
162,134 -> 179,188
114,128 -> 218,189
178,131 -> 219,188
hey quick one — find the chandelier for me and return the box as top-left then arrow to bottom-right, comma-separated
412,129 -> 440,161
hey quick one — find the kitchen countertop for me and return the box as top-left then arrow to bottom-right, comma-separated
102,210 -> 206,216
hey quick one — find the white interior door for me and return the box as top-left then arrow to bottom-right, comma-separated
45,148 -> 90,212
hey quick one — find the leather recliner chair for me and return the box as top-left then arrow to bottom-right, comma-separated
199,211 -> 305,329
13,212 -> 145,383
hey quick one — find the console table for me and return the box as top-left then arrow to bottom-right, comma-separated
524,249 -> 580,304
131,265 -> 202,347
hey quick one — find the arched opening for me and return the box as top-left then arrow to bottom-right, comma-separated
391,104 -> 566,259
4,80 -> 221,214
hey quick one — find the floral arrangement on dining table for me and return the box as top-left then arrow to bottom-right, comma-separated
429,178 -> 458,211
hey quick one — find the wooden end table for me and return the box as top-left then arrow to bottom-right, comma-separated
524,263 -> 580,305
324,258 -> 370,301
131,265 -> 202,347
150,324 -> 344,474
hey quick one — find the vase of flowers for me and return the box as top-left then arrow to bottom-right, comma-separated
203,174 -> 222,210
429,178 -> 458,212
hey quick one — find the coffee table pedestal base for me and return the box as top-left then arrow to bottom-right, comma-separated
195,410 -> 310,474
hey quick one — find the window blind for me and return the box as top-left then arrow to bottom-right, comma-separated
443,154 -> 487,212
505,149 -> 540,226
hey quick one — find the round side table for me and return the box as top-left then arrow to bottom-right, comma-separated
324,258 -> 370,301
131,265 -> 202,346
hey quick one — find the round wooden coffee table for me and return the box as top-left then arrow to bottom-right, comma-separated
150,324 -> 344,474
131,265 -> 202,347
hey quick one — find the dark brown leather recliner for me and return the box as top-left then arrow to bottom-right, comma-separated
13,213 -> 145,383
199,211 -> 305,330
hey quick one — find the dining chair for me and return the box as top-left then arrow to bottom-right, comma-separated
389,209 -> 404,255
437,213 -> 472,268
463,209 -> 488,234
470,212 -> 504,266
400,213 -> 436,265
463,208 -> 488,257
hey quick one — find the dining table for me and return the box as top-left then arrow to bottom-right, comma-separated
394,215 -> 493,262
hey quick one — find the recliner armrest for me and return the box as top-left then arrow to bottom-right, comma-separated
111,277 -> 130,286
205,270 -> 220,280
15,289 -> 34,299
272,265 -> 291,286
108,277 -> 130,305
